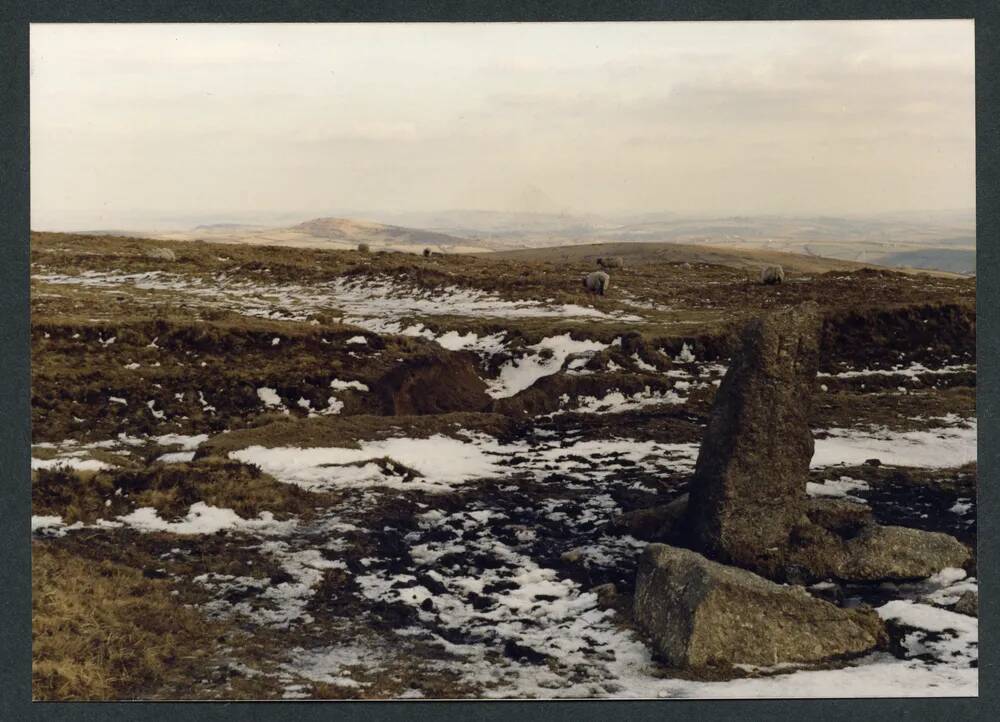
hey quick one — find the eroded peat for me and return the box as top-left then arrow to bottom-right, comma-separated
31,233 -> 977,699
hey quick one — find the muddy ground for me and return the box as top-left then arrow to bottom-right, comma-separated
31,232 -> 977,699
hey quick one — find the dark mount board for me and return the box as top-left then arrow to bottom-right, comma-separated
1,1 -> 994,721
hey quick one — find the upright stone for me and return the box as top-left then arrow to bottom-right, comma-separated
687,302 -> 821,574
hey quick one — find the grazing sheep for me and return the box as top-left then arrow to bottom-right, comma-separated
145,247 -> 176,261
358,243 -> 371,253
760,265 -> 785,285
597,256 -> 625,270
583,270 -> 611,296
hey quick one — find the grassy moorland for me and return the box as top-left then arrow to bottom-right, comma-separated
31,232 -> 976,699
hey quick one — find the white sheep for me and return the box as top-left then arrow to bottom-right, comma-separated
760,265 -> 785,285
145,247 -> 176,261
583,270 -> 611,295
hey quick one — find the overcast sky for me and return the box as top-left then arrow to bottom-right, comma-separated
30,21 -> 974,230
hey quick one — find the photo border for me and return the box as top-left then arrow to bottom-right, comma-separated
2,1 -> 994,720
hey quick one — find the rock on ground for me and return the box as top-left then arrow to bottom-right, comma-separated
953,590 -> 978,617
634,544 -> 884,669
686,302 -> 822,572
783,509 -> 971,584
591,582 -> 618,609
802,498 -> 873,537
612,493 -> 689,542
679,301 -> 971,584
831,525 -> 970,582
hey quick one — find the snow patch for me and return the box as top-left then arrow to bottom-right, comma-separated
818,362 -> 974,380
155,433 -> 209,451
487,334 -> 609,398
806,476 -> 870,501
257,387 -> 283,408
230,434 -> 517,493
436,330 -> 508,355
32,515 -> 64,533
32,457 -> 111,472
117,502 -> 297,536
674,343 -> 696,363
328,378 -> 369,392
157,451 -> 196,463
554,386 -> 685,415
812,420 -> 976,469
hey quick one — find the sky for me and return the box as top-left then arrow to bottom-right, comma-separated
30,21 -> 975,230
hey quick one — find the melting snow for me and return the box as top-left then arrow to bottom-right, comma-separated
950,499 -> 973,515
196,541 -> 348,628
328,378 -> 369,392
811,421 -> 977,468
230,434 -> 517,493
529,438 -> 700,477
322,397 -> 345,415
487,334 -> 609,398
435,330 -> 508,355
157,451 -> 196,463
328,276 -> 641,325
257,387 -> 283,408
818,362 -> 974,379
32,457 -> 111,472
554,386 -> 686,415
674,343 -> 696,363
32,515 -> 64,533
117,502 -> 297,536
806,476 -> 870,501
631,353 -> 658,372
155,433 -> 209,450
900,567 -> 978,608
281,645 -> 372,688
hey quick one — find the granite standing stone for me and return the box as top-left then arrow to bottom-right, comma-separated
687,302 -> 822,572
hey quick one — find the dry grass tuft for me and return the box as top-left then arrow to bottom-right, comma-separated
197,411 -> 522,457
33,458 -> 317,524
32,543 -> 227,700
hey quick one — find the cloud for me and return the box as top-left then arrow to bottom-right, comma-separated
30,20 -> 974,226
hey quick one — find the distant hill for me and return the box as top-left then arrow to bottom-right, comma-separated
875,249 -> 975,276
64,209 -> 975,273
377,209 -> 608,238
291,217 -> 470,247
489,241 -> 962,278
193,223 -> 267,231
149,216 -> 480,253
395,211 -> 975,274
364,210 -> 976,274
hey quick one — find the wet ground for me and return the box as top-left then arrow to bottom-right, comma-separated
30,233 -> 977,699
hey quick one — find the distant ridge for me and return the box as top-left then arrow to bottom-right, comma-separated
59,209 -> 974,272
193,223 -> 266,231
291,217 -> 470,247
488,241 -> 965,278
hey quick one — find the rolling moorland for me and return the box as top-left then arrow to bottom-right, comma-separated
30,231 -> 976,699
80,209 -> 976,275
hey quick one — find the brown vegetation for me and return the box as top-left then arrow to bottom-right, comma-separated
33,459 -> 317,525
32,543 -> 229,700
30,231 -> 978,698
